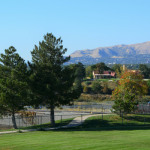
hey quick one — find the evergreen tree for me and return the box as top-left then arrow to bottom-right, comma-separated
0,46 -> 29,129
27,33 -> 80,125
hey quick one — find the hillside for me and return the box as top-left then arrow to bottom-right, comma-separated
70,41 -> 150,58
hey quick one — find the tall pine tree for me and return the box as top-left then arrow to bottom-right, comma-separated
28,33 -> 80,125
0,46 -> 29,129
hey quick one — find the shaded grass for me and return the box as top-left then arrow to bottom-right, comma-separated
73,114 -> 150,130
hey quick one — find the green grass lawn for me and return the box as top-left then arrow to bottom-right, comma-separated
1,114 -> 150,149
73,114 -> 150,129
1,129 -> 150,150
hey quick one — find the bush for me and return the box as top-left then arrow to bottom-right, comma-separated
85,81 -> 91,86
91,81 -> 102,93
103,87 -> 109,94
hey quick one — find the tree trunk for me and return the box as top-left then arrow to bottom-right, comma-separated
119,110 -> 122,117
50,104 -> 55,126
12,113 -> 17,129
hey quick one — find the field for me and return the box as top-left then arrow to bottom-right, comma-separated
1,114 -> 150,150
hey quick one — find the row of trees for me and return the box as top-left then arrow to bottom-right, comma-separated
0,33 -> 81,128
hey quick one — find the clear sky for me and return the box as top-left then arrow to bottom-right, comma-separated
0,0 -> 150,61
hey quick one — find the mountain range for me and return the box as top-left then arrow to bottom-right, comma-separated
70,41 -> 150,58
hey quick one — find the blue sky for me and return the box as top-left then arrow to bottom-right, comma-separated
0,0 -> 150,61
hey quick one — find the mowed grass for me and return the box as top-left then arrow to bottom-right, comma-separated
1,114 -> 150,150
1,129 -> 150,150
74,114 -> 150,129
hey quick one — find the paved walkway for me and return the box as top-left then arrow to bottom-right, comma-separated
0,114 -> 106,134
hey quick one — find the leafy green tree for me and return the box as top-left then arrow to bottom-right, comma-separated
91,81 -> 102,93
111,64 -> 122,72
76,62 -> 85,80
147,79 -> 150,94
85,66 -> 93,77
112,99 -> 124,117
89,73 -> 93,79
74,78 -> 82,92
68,62 -> 85,80
67,62 -> 85,94
112,71 -> 147,114
139,64 -> 150,78
27,33 -> 80,125
112,64 -> 127,78
96,62 -> 106,74
0,46 -> 29,129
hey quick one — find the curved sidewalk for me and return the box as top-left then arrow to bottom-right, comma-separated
0,114 -> 107,134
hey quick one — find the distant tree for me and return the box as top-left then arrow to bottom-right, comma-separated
0,46 -> 29,129
112,64 -> 127,78
68,62 -> 85,80
111,64 -> 122,72
139,64 -> 150,78
147,79 -> 150,94
91,81 -> 102,93
28,33 -> 80,125
96,62 -> 106,74
112,98 -> 124,117
91,62 -> 112,74
85,66 -> 93,77
147,79 -> 150,88
112,71 -> 148,114
68,62 -> 85,94
89,73 -> 93,79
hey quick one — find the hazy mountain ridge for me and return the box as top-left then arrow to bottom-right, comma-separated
70,41 -> 150,58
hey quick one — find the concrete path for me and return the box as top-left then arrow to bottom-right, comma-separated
0,114 -> 106,134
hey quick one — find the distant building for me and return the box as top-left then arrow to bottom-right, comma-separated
93,71 -> 116,79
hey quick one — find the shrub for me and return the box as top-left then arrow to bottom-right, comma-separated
85,81 -> 91,86
91,81 -> 102,93
103,87 -> 109,94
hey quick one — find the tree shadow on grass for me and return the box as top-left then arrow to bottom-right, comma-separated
19,118 -> 74,130
54,114 -> 150,132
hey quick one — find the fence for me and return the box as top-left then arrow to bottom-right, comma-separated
34,102 -> 114,113
136,104 -> 150,113
0,113 -> 90,131
1,104 -> 150,131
